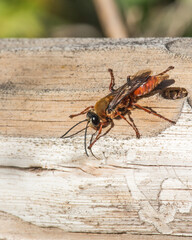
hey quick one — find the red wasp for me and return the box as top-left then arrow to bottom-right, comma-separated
61,66 -> 176,156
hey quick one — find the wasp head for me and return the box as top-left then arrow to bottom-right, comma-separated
86,111 -> 100,129
61,110 -> 101,158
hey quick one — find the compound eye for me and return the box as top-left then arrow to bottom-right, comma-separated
91,115 -> 100,126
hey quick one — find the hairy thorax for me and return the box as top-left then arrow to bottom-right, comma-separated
94,95 -> 114,121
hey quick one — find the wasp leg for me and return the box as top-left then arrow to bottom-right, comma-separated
69,106 -> 94,118
88,120 -> 114,150
108,68 -> 116,92
133,103 -> 176,124
127,110 -> 141,138
117,111 -> 140,138
155,66 -> 174,76
100,120 -> 114,138
88,122 -> 104,150
89,132 -> 99,159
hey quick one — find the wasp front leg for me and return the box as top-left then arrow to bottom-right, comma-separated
88,122 -> 104,150
88,121 -> 111,149
88,120 -> 114,158
69,106 -> 94,118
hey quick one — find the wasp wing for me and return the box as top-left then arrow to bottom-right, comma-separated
107,69 -> 152,112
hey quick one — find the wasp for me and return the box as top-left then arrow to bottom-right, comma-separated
61,66 -> 181,156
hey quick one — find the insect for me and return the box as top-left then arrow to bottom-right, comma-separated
161,87 -> 188,100
61,66 -> 178,156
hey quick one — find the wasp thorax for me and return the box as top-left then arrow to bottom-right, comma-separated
86,111 -> 100,128
106,108 -> 116,119
106,108 -> 112,114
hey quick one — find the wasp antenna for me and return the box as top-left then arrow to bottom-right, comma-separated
61,119 -> 87,138
84,121 -> 89,157
62,127 -> 87,139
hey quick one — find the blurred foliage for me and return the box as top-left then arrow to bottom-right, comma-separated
0,0 -> 191,37
118,0 -> 192,37
0,0 -> 47,37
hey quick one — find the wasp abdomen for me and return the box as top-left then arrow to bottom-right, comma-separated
162,87 -> 188,100
133,76 -> 158,97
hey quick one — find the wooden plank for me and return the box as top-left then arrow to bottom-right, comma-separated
0,38 -> 191,138
1,212 -> 192,240
0,38 -> 192,239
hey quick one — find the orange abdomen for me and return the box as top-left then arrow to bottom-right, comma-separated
133,75 -> 168,97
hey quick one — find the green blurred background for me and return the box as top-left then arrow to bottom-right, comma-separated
0,0 -> 191,38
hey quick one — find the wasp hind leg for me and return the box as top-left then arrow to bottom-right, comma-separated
69,106 -> 94,118
155,66 -> 174,76
133,103 -> 176,124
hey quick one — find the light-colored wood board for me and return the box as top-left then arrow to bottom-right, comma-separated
1,212 -> 192,240
0,38 -> 191,138
0,38 -> 192,238
0,100 -> 191,237
0,101 -> 191,168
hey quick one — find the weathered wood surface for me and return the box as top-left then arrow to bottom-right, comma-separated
2,213 -> 192,240
1,212 -> 192,240
0,38 -> 192,239
0,38 -> 191,138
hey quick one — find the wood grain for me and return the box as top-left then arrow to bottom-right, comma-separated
0,38 -> 192,239
0,38 -> 191,138
1,212 -> 192,240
